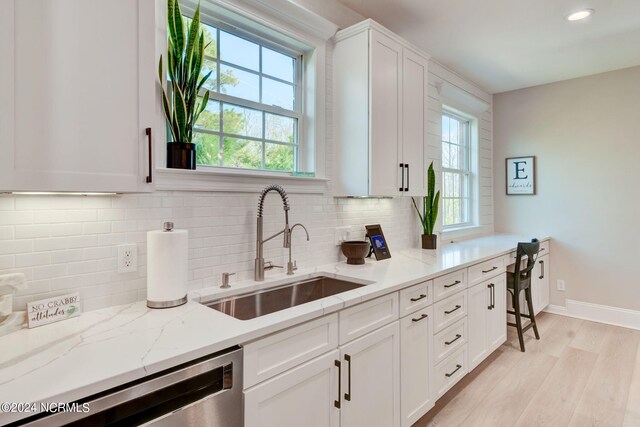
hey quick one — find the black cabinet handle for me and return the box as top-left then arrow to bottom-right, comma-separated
482,266 -> 498,273
492,283 -> 496,309
399,163 -> 405,192
539,260 -> 545,279
444,280 -> 461,289
410,294 -> 427,302
445,334 -> 462,345
145,127 -> 153,183
334,360 -> 341,408
487,283 -> 493,310
444,305 -> 461,315
405,164 -> 409,191
412,313 -> 429,323
344,354 -> 352,401
445,364 -> 462,377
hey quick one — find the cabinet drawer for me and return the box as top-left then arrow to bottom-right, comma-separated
433,292 -> 467,333
339,293 -> 399,344
433,270 -> 467,302
468,257 -> 504,285
434,345 -> 467,399
539,240 -> 550,255
399,280 -> 433,317
244,314 -> 338,388
433,318 -> 466,365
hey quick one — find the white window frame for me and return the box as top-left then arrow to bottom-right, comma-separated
441,108 -> 476,229
155,0 -> 336,194
191,19 -> 304,172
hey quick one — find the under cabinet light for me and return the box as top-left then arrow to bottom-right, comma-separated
566,9 -> 594,21
7,192 -> 118,196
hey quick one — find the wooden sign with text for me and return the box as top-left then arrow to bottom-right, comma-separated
27,293 -> 81,328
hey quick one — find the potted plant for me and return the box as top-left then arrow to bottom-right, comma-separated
412,162 -> 440,249
158,0 -> 211,169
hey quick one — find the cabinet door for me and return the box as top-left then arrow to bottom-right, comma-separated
400,307 -> 433,427
534,254 -> 550,314
369,30 -> 403,197
467,282 -> 489,370
340,321 -> 400,427
487,275 -> 507,352
0,0 -> 155,192
244,350 -> 340,427
401,48 -> 428,196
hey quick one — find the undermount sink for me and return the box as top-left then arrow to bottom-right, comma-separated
202,276 -> 366,320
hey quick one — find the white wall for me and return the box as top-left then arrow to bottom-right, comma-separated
494,66 -> 640,311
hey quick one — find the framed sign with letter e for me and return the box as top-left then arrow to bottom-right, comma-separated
506,156 -> 536,195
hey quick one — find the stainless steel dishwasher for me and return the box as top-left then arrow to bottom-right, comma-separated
17,346 -> 243,427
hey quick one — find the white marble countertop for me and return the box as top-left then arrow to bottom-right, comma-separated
0,234 -> 545,424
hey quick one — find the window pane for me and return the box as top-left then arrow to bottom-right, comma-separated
265,143 -> 294,171
222,104 -> 262,138
442,143 -> 451,168
195,99 -> 220,131
449,117 -> 459,144
201,23 -> 218,58
222,137 -> 262,169
220,31 -> 259,71
262,77 -> 294,110
265,113 -> 295,143
220,64 -> 259,102
194,133 -> 220,166
442,115 -> 450,142
201,59 -> 218,91
262,47 -> 294,83
449,144 -> 459,168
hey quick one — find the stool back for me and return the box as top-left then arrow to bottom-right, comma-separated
513,239 -> 541,291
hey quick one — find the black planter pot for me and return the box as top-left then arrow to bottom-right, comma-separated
422,234 -> 437,250
167,142 -> 196,170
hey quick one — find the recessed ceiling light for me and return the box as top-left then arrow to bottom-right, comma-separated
566,9 -> 594,21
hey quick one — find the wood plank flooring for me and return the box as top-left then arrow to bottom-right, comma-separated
413,313 -> 640,427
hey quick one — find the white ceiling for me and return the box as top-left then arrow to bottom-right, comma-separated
336,0 -> 640,93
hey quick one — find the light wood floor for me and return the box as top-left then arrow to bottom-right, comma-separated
413,313 -> 640,427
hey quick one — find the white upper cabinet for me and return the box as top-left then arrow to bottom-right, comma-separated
0,0 -> 157,192
333,20 -> 429,197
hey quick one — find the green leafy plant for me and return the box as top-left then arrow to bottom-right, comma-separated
158,0 -> 211,143
412,162 -> 440,235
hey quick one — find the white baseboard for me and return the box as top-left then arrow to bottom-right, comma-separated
544,299 -> 640,331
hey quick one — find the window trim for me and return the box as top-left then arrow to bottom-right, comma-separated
155,0 -> 336,193
441,108 -> 476,229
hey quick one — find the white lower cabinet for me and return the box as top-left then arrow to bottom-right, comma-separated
533,254 -> 550,314
244,350 -> 340,427
400,306 -> 434,427
467,275 -> 507,371
340,322 -> 401,427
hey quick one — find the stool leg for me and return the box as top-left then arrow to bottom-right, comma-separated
513,290 -> 525,352
525,287 -> 540,340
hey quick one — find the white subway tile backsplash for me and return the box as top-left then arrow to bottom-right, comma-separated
15,252 -> 51,268
0,255 -> 14,269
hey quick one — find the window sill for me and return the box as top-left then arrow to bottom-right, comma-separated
155,167 -> 329,194
441,225 -> 488,242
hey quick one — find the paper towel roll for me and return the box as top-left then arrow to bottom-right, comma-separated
147,224 -> 188,308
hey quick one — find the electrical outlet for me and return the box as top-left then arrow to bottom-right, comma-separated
557,279 -> 566,291
118,244 -> 138,273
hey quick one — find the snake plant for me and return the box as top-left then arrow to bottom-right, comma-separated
158,0 -> 211,144
412,162 -> 440,236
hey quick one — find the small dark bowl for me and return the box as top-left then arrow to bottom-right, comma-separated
341,241 -> 370,265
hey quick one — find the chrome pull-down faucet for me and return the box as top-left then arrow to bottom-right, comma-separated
255,185 -> 291,281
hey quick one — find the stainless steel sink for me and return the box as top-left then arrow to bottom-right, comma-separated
202,276 -> 366,320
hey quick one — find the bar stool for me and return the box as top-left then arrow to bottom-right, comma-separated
506,239 -> 541,352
